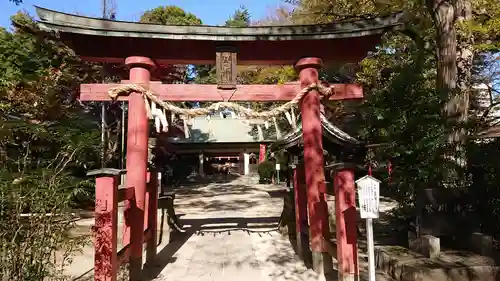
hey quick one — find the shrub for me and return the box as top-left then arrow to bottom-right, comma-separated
0,147 -> 90,280
258,161 -> 275,183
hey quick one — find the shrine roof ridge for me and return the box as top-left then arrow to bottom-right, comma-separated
35,6 -> 406,41
271,113 -> 361,149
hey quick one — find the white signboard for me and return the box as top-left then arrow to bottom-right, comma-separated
275,164 -> 281,171
356,175 -> 381,219
157,172 -> 162,195
355,175 -> 381,281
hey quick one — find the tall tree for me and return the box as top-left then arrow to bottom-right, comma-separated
426,0 -> 469,185
140,6 -> 203,85
1,12 -> 102,216
425,0 -> 499,185
140,5 -> 202,25
225,5 -> 251,27
289,0 -> 499,191
194,6 -> 252,85
0,13 -> 103,278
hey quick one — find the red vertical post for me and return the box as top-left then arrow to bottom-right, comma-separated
146,169 -> 158,266
293,164 -> 308,260
124,56 -> 155,280
334,168 -> 359,281
295,57 -> 331,274
92,171 -> 119,281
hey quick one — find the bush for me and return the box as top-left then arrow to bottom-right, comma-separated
0,175 -> 88,281
258,161 -> 275,183
467,139 -> 500,235
0,146 -> 90,280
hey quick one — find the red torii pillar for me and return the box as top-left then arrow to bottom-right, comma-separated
295,58 -> 332,275
123,56 -> 155,279
293,163 -> 309,260
333,166 -> 359,281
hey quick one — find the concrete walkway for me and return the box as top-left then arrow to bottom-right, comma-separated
147,175 -> 320,281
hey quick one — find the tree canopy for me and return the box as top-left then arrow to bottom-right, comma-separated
224,5 -> 251,27
140,5 -> 203,25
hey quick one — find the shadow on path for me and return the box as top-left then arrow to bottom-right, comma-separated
143,216 -> 281,280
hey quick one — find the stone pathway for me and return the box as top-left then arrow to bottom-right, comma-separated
148,175 -> 320,281
67,174 -> 398,281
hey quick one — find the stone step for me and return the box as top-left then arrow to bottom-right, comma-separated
323,266 -> 395,281
375,245 -> 500,281
371,271 -> 397,281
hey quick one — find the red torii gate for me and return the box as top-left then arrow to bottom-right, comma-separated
35,6 -> 404,281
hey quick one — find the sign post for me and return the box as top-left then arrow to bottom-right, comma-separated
158,172 -> 163,196
275,163 -> 281,184
356,175 -> 381,281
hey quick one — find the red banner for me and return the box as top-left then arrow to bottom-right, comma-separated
388,160 -> 393,182
259,144 -> 266,163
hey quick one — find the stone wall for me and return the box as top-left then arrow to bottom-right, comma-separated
417,188 -> 475,237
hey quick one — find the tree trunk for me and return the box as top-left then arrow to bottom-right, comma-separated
454,0 -> 474,179
455,0 -> 473,124
431,0 -> 457,102
428,0 -> 472,187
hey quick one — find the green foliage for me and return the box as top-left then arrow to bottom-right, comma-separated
193,5 -> 297,90
469,0 -> 500,52
140,5 -> 203,25
139,5 -> 203,108
193,6 -> 252,85
193,65 -> 217,84
290,0 -> 499,220
240,66 -> 297,85
258,161 -> 276,183
1,13 -> 101,120
0,12 -> 101,175
225,5 -> 251,27
0,147 -> 90,280
359,55 -> 445,205
0,13 -> 102,279
467,139 -> 500,234
289,0 -> 410,24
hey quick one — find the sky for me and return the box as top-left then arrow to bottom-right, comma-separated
1,0 -> 289,29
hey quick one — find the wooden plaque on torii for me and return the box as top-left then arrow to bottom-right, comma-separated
216,46 -> 237,89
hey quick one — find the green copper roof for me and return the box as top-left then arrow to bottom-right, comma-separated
34,7 -> 407,65
167,113 -> 359,146
168,116 -> 268,143
271,113 -> 361,149
35,6 -> 406,42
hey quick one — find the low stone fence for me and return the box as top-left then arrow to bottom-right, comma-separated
408,188 -> 495,258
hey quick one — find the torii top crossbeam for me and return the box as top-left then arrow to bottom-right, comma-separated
35,7 -> 405,102
35,7 -> 404,66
